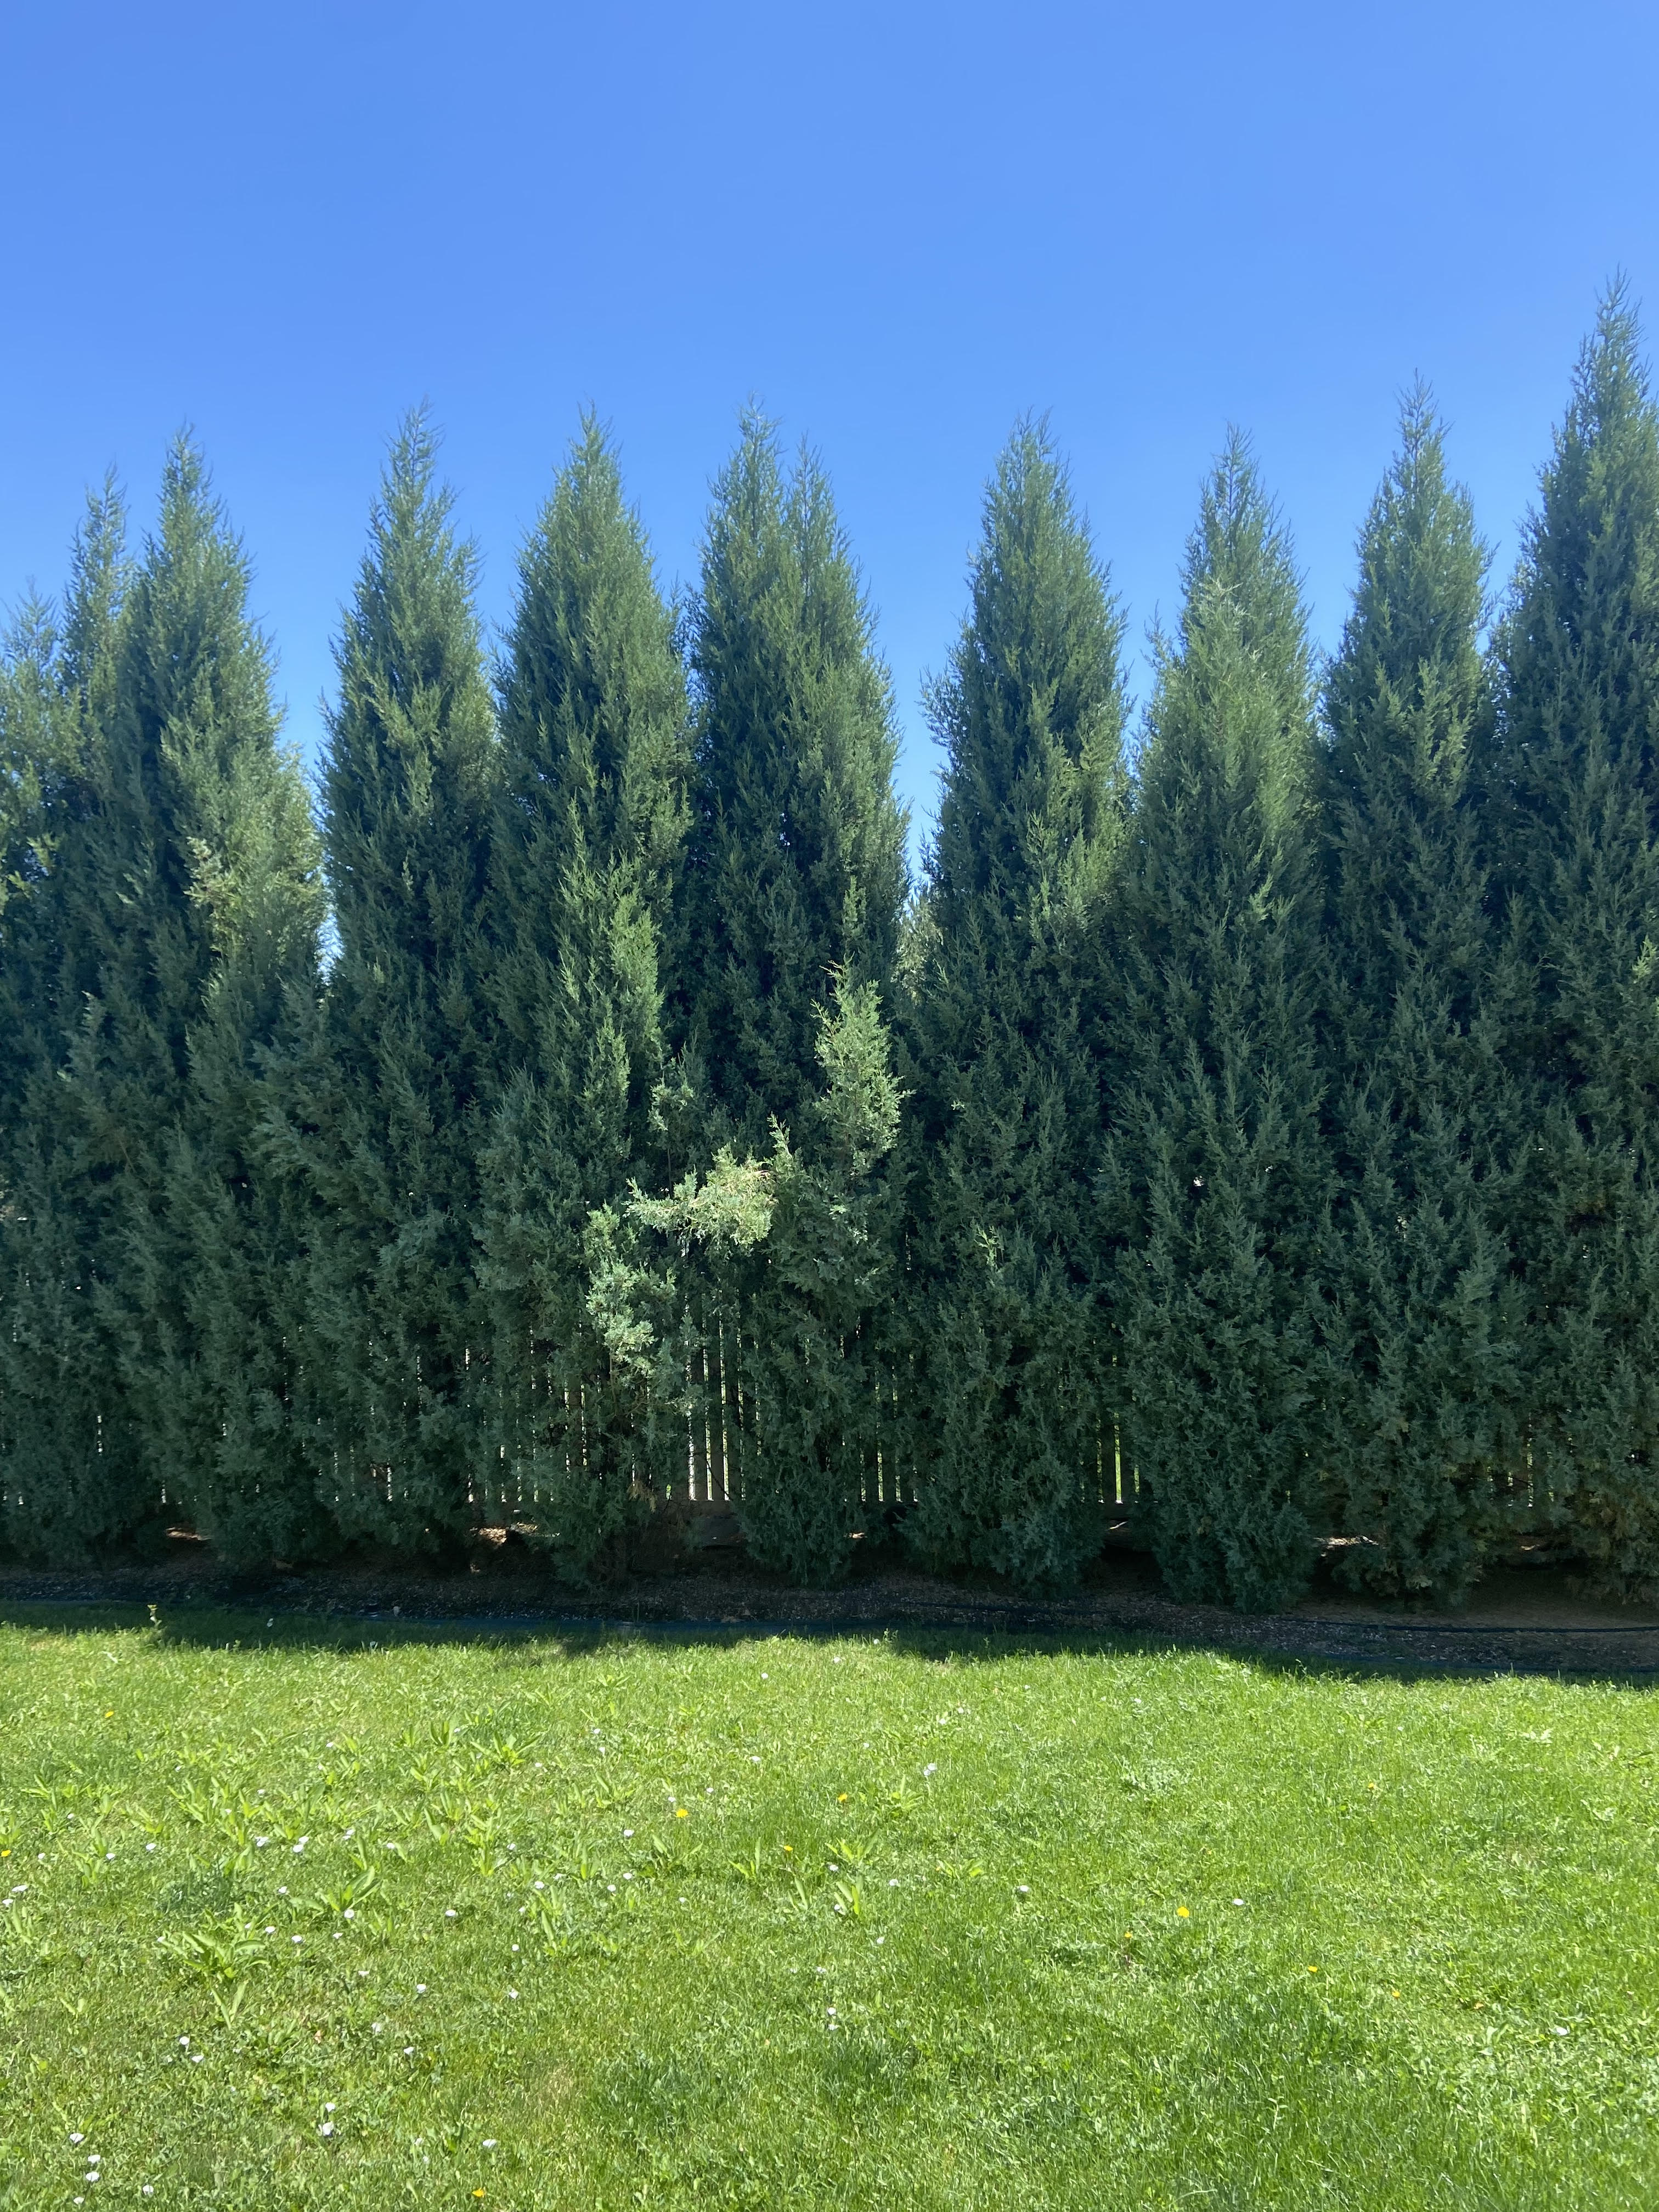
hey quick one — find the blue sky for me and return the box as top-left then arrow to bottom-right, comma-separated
3,0 -> 1657,864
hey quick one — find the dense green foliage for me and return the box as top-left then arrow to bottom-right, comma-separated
481,418 -> 689,1576
2,1612 -> 1657,2209
1473,289 -> 1659,1594
1,487 -> 140,1558
1320,395 -> 1521,1601
7,295 -> 1659,1604
0,452 -> 321,1562
675,410 -> 907,1147
663,415 -> 910,1584
274,415 -> 496,1564
1109,437 -> 1333,1611
903,423 -> 1128,1588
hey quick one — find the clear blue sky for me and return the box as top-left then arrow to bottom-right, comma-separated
4,0 -> 1657,863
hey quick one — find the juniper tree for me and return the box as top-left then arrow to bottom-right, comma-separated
2,449 -> 323,1560
1109,436 -> 1335,1612
663,414 -> 909,1580
1321,392 -> 1520,1599
0,488 -> 136,1556
901,421 -> 1130,1588
480,417 -> 690,1577
1474,287 -> 1659,1593
280,411 -> 497,1559
1,596 -> 68,1119
677,410 -> 907,1143
137,521 -> 326,1564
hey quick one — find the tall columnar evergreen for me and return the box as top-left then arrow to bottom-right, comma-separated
678,410 -> 907,1146
284,413 -> 498,1558
667,413 -> 909,1579
1110,437 -> 1334,1612
131,478 -> 326,1563
481,419 -> 690,1577
13,314 -> 1659,1605
1,449 -> 323,1559
901,421 -> 1129,1587
1474,288 -> 1659,1593
0,488 -> 126,1147
1321,393 -> 1520,1599
0,486 -> 137,1556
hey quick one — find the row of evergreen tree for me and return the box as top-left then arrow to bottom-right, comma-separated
4,290 -> 1658,1609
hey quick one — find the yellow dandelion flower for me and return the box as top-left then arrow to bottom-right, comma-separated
1177,1906 -> 1189,1918
675,1808 -> 689,1819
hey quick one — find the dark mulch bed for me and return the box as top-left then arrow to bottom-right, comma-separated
4,1528 -> 1658,1677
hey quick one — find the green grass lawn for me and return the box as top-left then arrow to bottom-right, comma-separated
0,1610 -> 1655,2209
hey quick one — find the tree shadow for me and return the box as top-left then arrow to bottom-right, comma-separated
2,1594 -> 1657,1689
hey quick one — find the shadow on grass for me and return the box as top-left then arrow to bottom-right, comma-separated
2,1595 -> 1657,1690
